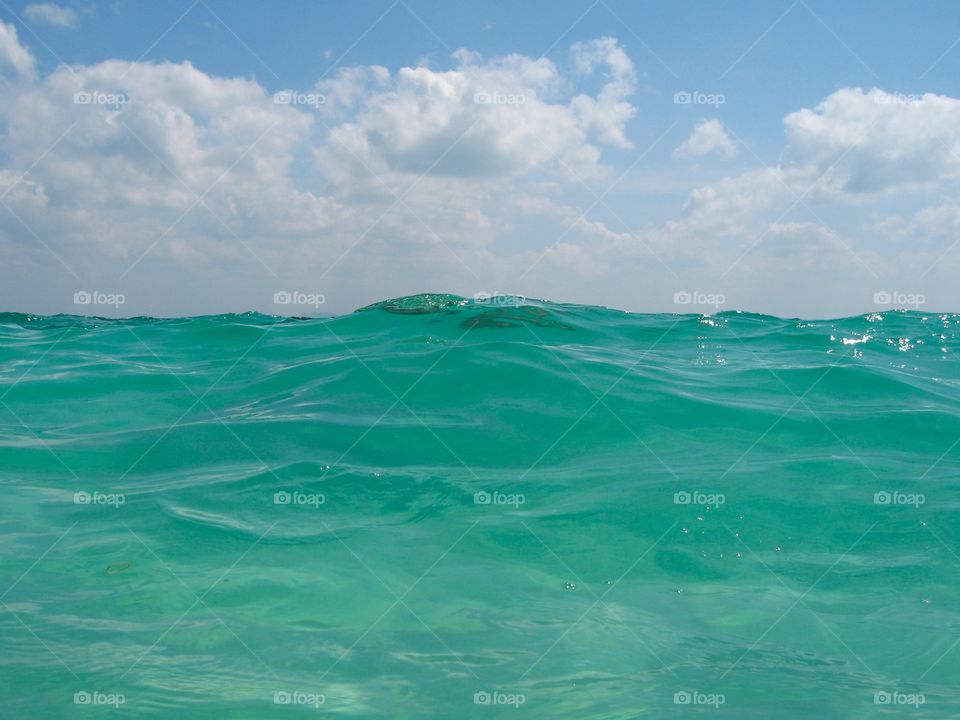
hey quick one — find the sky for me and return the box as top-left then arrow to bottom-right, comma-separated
1,0 -> 959,317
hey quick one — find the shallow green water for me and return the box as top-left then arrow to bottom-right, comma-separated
1,295 -> 959,717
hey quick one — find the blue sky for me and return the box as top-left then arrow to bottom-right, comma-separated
1,1 -> 960,316
15,1 -> 960,157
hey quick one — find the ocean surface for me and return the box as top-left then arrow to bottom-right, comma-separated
2,294 -> 959,718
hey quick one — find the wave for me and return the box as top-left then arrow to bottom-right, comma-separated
2,295 -> 960,717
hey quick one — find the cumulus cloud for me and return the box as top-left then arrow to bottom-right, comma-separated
0,20 -> 35,77
0,21 -> 646,313
1,16 -> 960,317
673,119 -> 737,160
313,37 -> 637,182
783,87 -> 960,197
24,3 -> 78,28
643,88 -> 960,268
569,37 -> 636,149
568,86 -> 960,302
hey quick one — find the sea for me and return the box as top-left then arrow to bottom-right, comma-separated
1,294 -> 958,717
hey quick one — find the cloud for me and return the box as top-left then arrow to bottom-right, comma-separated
0,19 -> 36,77
558,87 -> 960,298
313,37 -> 637,182
569,37 -> 636,149
673,119 -> 737,160
1,16 -> 960,318
646,87 -> 960,269
783,87 -> 960,197
24,3 -> 78,28
0,22 -> 644,314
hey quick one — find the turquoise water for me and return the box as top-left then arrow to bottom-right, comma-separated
2,294 -> 959,718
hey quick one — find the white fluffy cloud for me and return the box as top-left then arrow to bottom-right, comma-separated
0,23 -> 648,314
0,20 -> 35,77
569,37 -> 636,149
313,37 -> 636,183
1,16 -> 960,317
783,88 -> 960,196
24,3 -> 78,28
568,86 -> 960,311
673,119 -> 737,160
